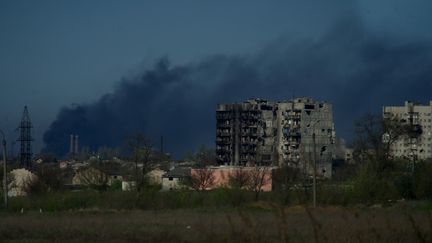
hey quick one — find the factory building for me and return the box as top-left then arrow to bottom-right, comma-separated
383,101 -> 432,161
216,98 -> 335,178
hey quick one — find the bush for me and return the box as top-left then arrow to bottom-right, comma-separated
352,160 -> 400,203
317,182 -> 354,206
109,179 -> 122,191
414,161 -> 432,199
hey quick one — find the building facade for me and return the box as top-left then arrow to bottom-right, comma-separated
216,99 -> 276,166
383,101 -> 432,161
216,98 -> 335,177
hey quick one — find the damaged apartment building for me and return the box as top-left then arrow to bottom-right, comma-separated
383,101 -> 432,161
216,98 -> 336,178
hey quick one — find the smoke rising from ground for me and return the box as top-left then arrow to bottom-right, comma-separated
43,16 -> 432,157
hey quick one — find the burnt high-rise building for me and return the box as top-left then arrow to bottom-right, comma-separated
216,99 -> 276,166
216,98 -> 335,178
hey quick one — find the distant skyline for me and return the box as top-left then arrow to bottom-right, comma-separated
1,1 -> 432,156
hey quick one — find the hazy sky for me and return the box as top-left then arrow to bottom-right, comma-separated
1,0 -> 432,155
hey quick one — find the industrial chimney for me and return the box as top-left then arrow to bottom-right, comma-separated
69,134 -> 79,159
69,134 -> 74,154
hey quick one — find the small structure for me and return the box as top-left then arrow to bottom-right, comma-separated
72,167 -> 108,187
161,167 -> 190,191
146,168 -> 166,185
122,179 -> 136,191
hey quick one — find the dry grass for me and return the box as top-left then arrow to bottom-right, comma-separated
0,206 -> 431,242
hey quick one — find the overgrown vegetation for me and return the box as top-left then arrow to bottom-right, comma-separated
350,114 -> 432,204
1,205 -> 431,242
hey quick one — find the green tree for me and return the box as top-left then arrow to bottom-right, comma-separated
351,114 -> 416,203
353,113 -> 411,164
413,160 -> 432,199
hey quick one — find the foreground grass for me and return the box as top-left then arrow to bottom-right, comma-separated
1,204 -> 431,243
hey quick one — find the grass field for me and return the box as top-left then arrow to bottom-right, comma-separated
1,204 -> 431,242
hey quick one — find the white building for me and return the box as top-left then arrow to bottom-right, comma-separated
161,167 -> 190,191
383,101 -> 432,160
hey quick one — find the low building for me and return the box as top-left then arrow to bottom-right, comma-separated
146,168 -> 166,185
122,177 -> 136,191
161,167 -> 190,191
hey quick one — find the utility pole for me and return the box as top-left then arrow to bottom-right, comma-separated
312,130 -> 317,208
307,119 -> 320,208
0,129 -> 7,209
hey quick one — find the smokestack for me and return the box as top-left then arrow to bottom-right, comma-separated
74,135 -> 79,154
70,134 -> 74,154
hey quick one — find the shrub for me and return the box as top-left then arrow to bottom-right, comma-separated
414,161 -> 432,199
109,179 -> 122,191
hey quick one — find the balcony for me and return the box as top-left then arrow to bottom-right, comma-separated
217,131 -> 231,137
217,123 -> 231,128
216,147 -> 231,153
284,132 -> 301,138
216,112 -> 233,119
241,139 -> 257,144
241,132 -> 258,137
216,139 -> 231,145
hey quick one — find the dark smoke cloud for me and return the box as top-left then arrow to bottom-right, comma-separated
43,16 -> 432,157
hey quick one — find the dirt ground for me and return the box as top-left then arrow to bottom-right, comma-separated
0,205 -> 431,242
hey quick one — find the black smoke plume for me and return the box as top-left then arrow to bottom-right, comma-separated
43,17 -> 432,157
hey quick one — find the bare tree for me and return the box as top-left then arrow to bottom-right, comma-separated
127,132 -> 154,190
182,145 -> 217,167
353,113 -> 414,163
247,167 -> 271,201
228,167 -> 250,189
273,166 -> 301,205
30,164 -> 64,193
195,145 -> 217,167
352,114 -> 420,202
190,168 -> 215,191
